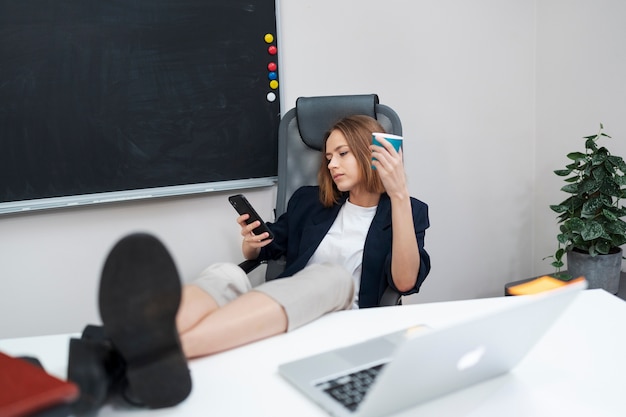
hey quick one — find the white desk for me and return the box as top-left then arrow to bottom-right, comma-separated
2,289 -> 626,417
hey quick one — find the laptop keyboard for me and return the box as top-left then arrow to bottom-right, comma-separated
315,363 -> 386,412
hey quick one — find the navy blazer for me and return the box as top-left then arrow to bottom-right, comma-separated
258,186 -> 431,308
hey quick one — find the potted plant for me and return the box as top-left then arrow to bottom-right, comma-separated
547,124 -> 626,293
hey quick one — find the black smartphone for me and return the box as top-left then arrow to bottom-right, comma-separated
228,194 -> 274,240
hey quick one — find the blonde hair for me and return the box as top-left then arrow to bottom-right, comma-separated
318,115 -> 386,207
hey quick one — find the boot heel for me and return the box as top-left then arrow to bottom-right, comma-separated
67,338 -> 109,415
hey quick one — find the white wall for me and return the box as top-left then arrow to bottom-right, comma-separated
533,0 -> 626,273
0,0 -> 623,338
0,187 -> 275,338
278,0 -> 537,303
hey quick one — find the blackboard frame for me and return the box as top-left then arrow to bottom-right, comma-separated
0,0 -> 281,215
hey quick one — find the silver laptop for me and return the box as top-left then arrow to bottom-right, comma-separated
278,279 -> 587,417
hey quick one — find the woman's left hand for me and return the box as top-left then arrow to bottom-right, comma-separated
371,136 -> 420,293
370,136 -> 409,198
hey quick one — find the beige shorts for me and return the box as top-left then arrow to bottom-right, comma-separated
191,262 -> 354,331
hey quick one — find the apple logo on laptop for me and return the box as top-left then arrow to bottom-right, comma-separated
457,345 -> 486,371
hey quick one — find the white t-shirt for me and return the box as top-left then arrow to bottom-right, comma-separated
306,200 -> 377,309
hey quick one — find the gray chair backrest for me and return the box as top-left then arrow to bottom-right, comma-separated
274,94 -> 402,217
264,94 -> 403,303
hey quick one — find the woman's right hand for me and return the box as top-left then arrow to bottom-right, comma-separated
238,214 -> 272,259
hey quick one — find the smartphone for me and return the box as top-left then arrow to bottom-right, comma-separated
228,194 -> 274,240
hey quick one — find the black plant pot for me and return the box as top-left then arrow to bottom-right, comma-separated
567,248 -> 622,294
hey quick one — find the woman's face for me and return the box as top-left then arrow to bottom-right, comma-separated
324,129 -> 362,192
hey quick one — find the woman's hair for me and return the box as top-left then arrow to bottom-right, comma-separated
318,115 -> 386,207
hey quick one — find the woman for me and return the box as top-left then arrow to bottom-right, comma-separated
176,115 -> 430,358
82,115 -> 430,411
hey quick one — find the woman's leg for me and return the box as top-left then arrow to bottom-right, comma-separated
176,263 -> 252,334
178,263 -> 353,359
179,290 -> 288,358
177,262 -> 287,358
176,285 -> 220,334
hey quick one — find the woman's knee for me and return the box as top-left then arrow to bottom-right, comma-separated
191,262 -> 252,307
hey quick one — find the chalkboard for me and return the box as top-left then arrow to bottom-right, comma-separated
0,0 -> 280,214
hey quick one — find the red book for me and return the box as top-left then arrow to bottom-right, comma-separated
0,351 -> 79,417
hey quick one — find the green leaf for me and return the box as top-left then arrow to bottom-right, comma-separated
585,138 -> 598,152
591,166 -> 608,181
550,204 -> 568,214
554,169 -> 572,176
600,179 -> 620,196
607,155 -> 624,166
591,153 -> 607,166
580,221 -> 604,241
555,248 -> 565,261
611,234 -> 626,247
613,157 -> 626,173
580,177 -> 600,194
599,194 -> 614,207
567,151 -> 586,161
561,183 -> 578,194
597,146 -> 610,156
602,208 -> 618,221
581,197 -> 604,216
596,240 -> 612,254
605,218 -> 626,233
551,260 -> 564,269
566,217 -> 585,232
616,175 -> 626,186
552,271 -> 573,280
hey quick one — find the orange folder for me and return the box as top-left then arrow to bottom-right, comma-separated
507,275 -> 586,296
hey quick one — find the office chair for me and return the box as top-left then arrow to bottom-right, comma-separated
239,94 -> 403,306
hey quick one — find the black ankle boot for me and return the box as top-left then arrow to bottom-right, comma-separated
66,337 -> 110,415
67,325 -> 126,415
81,325 -> 127,392
98,233 -> 192,409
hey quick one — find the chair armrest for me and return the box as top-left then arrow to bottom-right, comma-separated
238,259 -> 265,274
379,286 -> 402,306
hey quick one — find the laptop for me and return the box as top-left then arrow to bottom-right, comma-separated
278,278 -> 587,417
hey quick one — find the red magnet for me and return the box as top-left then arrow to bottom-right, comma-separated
268,45 -> 277,55
267,62 -> 277,72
